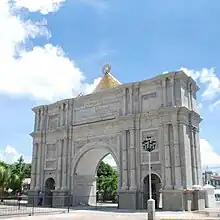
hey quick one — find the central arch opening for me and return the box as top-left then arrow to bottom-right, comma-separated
73,147 -> 119,207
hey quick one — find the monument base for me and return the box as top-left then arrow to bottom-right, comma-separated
192,187 -> 205,211
118,189 -> 137,210
52,190 -> 70,207
162,188 -> 206,211
27,190 -> 39,207
162,189 -> 185,211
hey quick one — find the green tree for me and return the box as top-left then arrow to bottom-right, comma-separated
8,156 -> 27,192
0,164 -> 9,196
97,161 -> 118,201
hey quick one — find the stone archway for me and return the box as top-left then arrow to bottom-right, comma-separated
72,142 -> 120,207
143,173 -> 162,209
44,178 -> 55,207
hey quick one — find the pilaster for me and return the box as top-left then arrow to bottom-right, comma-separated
121,130 -> 128,190
129,129 -> 136,190
60,104 -> 64,126
172,123 -> 182,189
30,143 -> 37,190
162,79 -> 167,107
163,124 -> 172,189
129,87 -> 133,115
171,77 -> 175,106
61,138 -> 68,190
35,143 -> 41,190
123,88 -> 127,115
56,139 -> 62,190
195,128 -> 202,185
190,126 -> 197,185
179,123 -> 193,189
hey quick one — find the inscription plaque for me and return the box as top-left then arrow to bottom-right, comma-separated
74,101 -> 119,123
46,161 -> 56,169
48,115 -> 59,130
46,144 -> 56,159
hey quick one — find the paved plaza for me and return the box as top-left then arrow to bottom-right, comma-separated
1,202 -> 220,219
2,210 -> 220,220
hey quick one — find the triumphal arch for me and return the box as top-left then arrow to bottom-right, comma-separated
28,65 -> 202,210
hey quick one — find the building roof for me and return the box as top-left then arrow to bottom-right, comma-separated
211,175 -> 220,180
93,64 -> 121,93
214,189 -> 220,194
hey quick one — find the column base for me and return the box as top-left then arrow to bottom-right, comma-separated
52,190 -> 70,207
27,190 -> 39,207
118,190 -> 137,210
192,189 -> 205,211
162,189 -> 185,211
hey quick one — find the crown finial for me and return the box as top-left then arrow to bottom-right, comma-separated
102,64 -> 111,75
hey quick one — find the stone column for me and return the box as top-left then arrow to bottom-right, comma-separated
164,124 -> 172,189
195,128 -> 202,185
187,82 -> 192,110
162,80 -> 167,107
171,77 -> 175,106
129,129 -> 136,190
30,143 -> 37,190
56,139 -> 62,190
35,143 -> 41,190
129,87 -> 133,115
37,110 -> 41,131
34,113 -> 37,131
60,105 -> 64,127
190,126 -> 197,185
123,88 -> 127,115
172,123 -> 182,189
121,130 -> 128,190
65,103 -> 68,125
61,138 -> 68,190
40,107 -> 44,130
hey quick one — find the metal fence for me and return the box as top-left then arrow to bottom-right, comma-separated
0,195 -> 119,217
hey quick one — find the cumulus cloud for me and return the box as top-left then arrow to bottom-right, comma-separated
200,139 -> 220,174
0,0 -> 101,102
14,0 -> 66,14
209,99 -> 220,112
180,67 -> 220,100
0,145 -> 31,164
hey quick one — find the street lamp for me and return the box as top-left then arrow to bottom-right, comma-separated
142,136 -> 156,220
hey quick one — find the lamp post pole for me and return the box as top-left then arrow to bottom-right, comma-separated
142,136 -> 156,220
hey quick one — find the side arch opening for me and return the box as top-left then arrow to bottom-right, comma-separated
143,173 -> 162,209
44,177 -> 55,207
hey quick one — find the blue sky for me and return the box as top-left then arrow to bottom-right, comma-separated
0,0 -> 220,170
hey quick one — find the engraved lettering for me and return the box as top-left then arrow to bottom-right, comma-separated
74,101 -> 119,123
142,92 -> 157,100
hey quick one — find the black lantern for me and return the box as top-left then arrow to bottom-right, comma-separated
142,136 -> 156,152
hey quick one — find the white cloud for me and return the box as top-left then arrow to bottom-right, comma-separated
0,145 -> 31,164
14,0 -> 66,14
103,154 -> 117,167
79,0 -> 108,14
0,0 -> 101,102
180,67 -> 220,100
200,139 -> 220,167
209,99 -> 220,112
